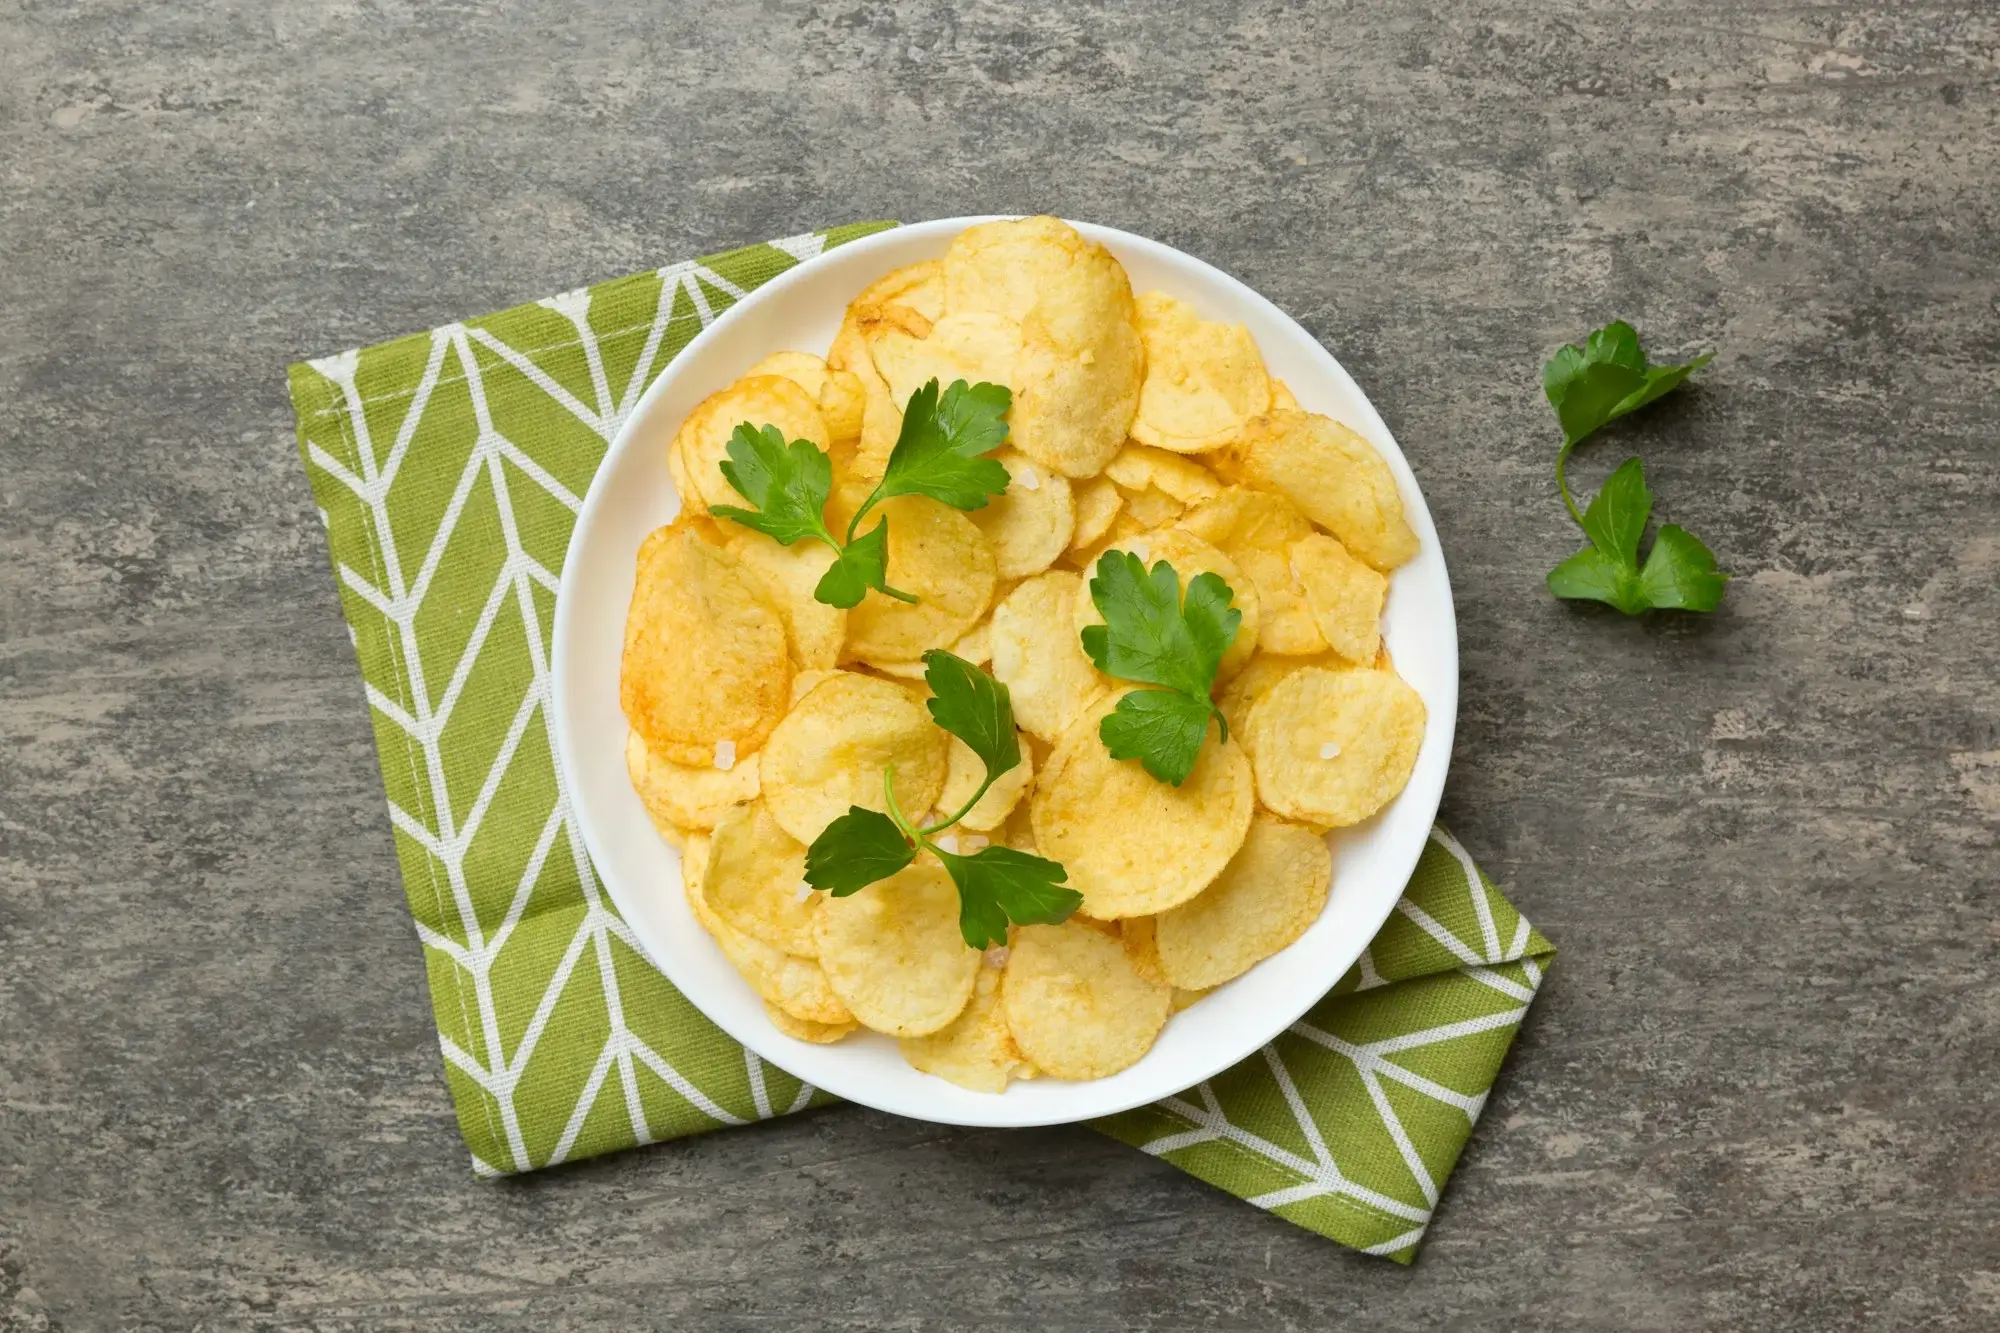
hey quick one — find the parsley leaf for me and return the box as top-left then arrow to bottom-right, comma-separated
800,653 -> 1080,946
934,845 -> 1080,950
803,807 -> 917,895
713,380 -> 1013,612
1541,322 -> 1726,615
921,648 -> 1020,780
869,379 -> 1013,512
1547,457 -> 1728,614
1081,551 -> 1241,785
1544,320 -> 1713,449
709,424 -> 834,546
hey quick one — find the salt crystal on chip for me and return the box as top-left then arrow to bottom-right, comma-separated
712,739 -> 736,771
1319,741 -> 1342,759
935,833 -> 960,855
1016,466 -> 1041,492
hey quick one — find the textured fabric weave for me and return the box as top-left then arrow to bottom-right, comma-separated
287,222 -> 1553,1261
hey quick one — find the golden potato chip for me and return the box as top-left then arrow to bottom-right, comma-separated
856,260 -> 947,321
898,964 -> 1034,1092
789,667 -> 840,705
968,448 -> 1075,579
989,571 -> 1107,745
937,729 -> 1035,832
831,301 -> 931,477
744,350 -> 833,399
721,528 -> 847,671
704,801 -> 819,956
1071,529 -> 1260,683
1001,922 -> 1170,1079
1011,243 -> 1144,479
764,1002 -> 857,1044
843,497 -> 997,665
1154,815 -> 1333,988
868,311 -> 1023,407
1233,410 -> 1420,571
683,834 -> 854,1025
1104,443 -> 1223,507
998,800 -> 1039,854
621,522 -> 792,767
1268,379 -> 1300,412
761,671 -> 948,845
673,375 -> 830,514
1118,915 -> 1167,986
821,370 -> 867,444
1120,485 -> 1184,530
1213,649 -> 1343,742
942,216 -> 1093,322
1031,696 -> 1255,918
1170,986 -> 1213,1013
1129,291 -> 1271,453
1062,510 -> 1146,574
815,860 -> 981,1037
1245,666 -> 1426,827
625,729 -> 760,834
1068,475 -> 1125,553
950,620 -> 992,666
1178,486 -> 1325,655
1289,533 -> 1388,664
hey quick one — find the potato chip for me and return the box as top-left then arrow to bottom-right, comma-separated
722,528 -> 848,671
704,801 -> 819,956
998,800 -> 1039,854
1062,510 -> 1146,575
1170,986 -> 1213,1013
683,834 -> 854,1025
937,729 -> 1035,832
857,260 -> 947,321
942,216 -> 1093,323
764,1002 -> 857,1044
1001,922 -> 1170,1079
1010,243 -> 1144,479
748,348 -> 863,445
1031,696 -> 1254,918
950,620 -> 992,666
843,496 -> 998,665
1104,443 -> 1223,507
868,310 -> 1023,407
1268,379 -> 1300,412
622,522 -> 792,767
673,375 -> 830,514
1129,291 -> 1271,453
789,668 -> 840,705
899,964 -> 1034,1092
1118,915 -> 1167,986
1153,815 -> 1333,988
626,730 -> 760,834
1178,486 -> 1325,655
1068,475 -> 1125,553
1071,528 -> 1260,683
761,671 -> 948,845
816,860 -> 981,1036
968,447 -> 1075,579
1245,666 -> 1426,827
1233,410 -> 1420,571
1213,649 -> 1343,742
989,571 -> 1107,745
831,301 -> 931,477
1289,533 -> 1387,664
1120,484 -> 1183,530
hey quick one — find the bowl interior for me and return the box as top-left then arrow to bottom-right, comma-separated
551,218 -> 1457,1127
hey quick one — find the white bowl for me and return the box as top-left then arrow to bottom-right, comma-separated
551,217 -> 1457,1128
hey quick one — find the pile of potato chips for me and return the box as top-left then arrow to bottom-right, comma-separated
622,217 -> 1427,1091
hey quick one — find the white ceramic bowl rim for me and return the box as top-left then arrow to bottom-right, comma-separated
551,217 -> 1457,1127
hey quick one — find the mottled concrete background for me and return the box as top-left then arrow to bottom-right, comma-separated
2,2 -> 1995,1329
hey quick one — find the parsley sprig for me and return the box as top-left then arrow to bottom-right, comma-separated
803,650 -> 1078,949
1542,321 -> 1727,614
1081,551 -> 1242,787
711,378 -> 1012,610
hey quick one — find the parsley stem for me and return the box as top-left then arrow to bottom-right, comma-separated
917,771 -> 999,837
1554,438 -> 1587,529
882,766 -> 925,848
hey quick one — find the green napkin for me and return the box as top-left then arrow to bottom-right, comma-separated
287,222 -> 1553,1263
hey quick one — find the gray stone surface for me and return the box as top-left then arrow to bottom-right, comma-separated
2,0 -> 1995,1328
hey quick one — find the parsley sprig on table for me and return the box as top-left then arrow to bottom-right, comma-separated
1081,551 -> 1242,787
1542,321 -> 1727,614
711,378 -> 1013,609
803,650 -> 1079,949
